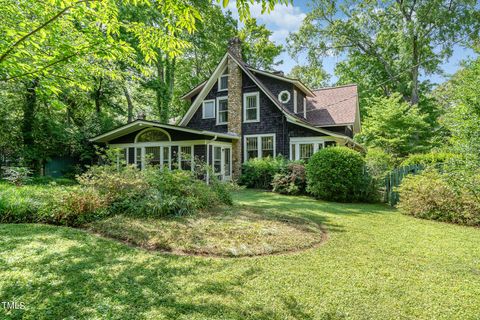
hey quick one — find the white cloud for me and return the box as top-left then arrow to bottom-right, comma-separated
224,1 -> 306,45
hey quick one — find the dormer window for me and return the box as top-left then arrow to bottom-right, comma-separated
278,90 -> 290,103
218,74 -> 228,91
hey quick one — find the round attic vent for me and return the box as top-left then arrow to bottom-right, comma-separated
278,90 -> 291,103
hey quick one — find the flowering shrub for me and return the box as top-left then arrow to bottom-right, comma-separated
272,162 -> 306,195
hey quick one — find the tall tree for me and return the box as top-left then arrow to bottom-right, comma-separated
239,18 -> 284,70
288,0 -> 480,106
288,62 -> 330,89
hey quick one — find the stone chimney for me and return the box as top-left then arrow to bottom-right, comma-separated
227,38 -> 243,179
228,37 -> 242,60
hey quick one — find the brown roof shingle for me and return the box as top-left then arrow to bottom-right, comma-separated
306,84 -> 358,126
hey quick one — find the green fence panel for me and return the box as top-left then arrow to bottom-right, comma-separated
384,164 -> 424,206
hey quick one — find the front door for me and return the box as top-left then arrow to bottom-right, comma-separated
213,146 -> 232,181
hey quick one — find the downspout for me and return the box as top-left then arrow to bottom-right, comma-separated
206,135 -> 218,184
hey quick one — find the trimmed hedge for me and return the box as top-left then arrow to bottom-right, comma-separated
306,147 -> 375,202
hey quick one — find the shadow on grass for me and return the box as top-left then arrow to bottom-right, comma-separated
233,189 -> 395,234
0,224 -> 293,319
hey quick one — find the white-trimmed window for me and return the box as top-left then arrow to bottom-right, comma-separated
179,146 -> 194,171
290,137 -> 336,161
202,99 -> 215,119
303,97 -> 307,118
243,92 -> 260,122
293,89 -> 298,113
216,96 -> 228,125
244,134 -> 276,162
218,74 -> 228,91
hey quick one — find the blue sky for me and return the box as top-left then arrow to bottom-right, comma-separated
224,0 -> 477,85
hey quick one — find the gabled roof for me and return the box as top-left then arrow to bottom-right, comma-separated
178,51 -> 363,150
180,80 -> 207,100
306,84 -> 361,133
89,119 -> 239,143
247,67 -> 314,97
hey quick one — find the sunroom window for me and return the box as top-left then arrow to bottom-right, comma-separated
136,129 -> 169,142
244,134 -> 275,161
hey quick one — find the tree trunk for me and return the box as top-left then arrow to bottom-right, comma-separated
22,78 -> 39,170
123,85 -> 134,122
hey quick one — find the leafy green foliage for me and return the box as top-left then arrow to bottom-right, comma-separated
0,163 -> 234,225
365,148 -> 395,180
288,62 -> 330,89
401,151 -> 456,167
398,170 -> 480,226
238,18 -> 284,70
306,147 -> 375,202
1,166 -> 32,185
356,93 -> 431,157
272,162 -> 306,195
239,156 -> 287,189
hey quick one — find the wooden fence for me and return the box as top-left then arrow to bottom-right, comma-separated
384,164 -> 424,206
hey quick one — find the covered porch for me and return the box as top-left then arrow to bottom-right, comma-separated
89,120 -> 239,181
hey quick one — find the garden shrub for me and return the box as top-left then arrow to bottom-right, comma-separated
401,151 -> 456,167
306,147 -> 375,202
1,166 -> 32,185
272,162 -> 306,195
240,156 -> 287,189
397,170 -> 480,226
43,187 -> 109,226
365,148 -> 395,180
77,164 -> 149,204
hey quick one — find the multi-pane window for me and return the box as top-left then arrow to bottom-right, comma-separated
244,92 -> 259,122
261,136 -> 274,157
217,97 -> 228,124
136,147 -> 142,169
218,74 -> 228,91
246,137 -> 258,161
299,144 -> 314,161
145,147 -> 161,166
180,146 -> 193,171
136,129 -> 169,142
290,139 -> 332,161
224,148 -> 231,177
213,146 -> 222,174
244,134 -> 275,161
202,100 -> 215,119
162,147 -> 170,168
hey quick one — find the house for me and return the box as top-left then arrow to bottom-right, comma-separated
90,38 -> 362,180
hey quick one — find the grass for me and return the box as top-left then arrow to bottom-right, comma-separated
1,189 -> 480,319
88,205 -> 324,257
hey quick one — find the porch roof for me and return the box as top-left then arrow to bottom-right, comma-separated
89,120 -> 240,143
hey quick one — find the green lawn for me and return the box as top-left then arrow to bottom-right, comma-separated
1,189 -> 479,319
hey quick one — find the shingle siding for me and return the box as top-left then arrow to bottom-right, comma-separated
186,82 -> 229,133
183,69 -> 350,162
